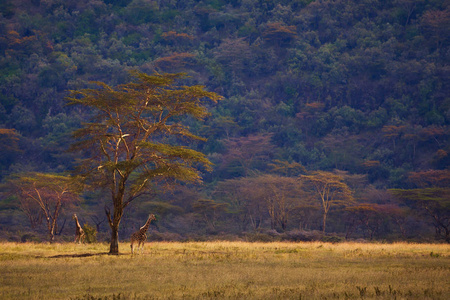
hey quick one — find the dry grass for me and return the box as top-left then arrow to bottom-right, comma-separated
0,241 -> 449,299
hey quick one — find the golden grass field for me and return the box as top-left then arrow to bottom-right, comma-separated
0,241 -> 449,299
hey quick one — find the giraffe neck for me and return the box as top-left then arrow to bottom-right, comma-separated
139,217 -> 153,233
74,217 -> 81,229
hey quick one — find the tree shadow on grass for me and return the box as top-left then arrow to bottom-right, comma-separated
47,252 -> 128,258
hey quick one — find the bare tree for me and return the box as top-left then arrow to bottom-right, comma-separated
10,173 -> 82,242
300,171 -> 354,233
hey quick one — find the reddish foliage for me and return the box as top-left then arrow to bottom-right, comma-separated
408,170 -> 450,188
154,52 -> 196,69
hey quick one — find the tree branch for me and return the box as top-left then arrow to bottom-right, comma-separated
104,205 -> 113,228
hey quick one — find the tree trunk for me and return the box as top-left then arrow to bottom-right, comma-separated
108,210 -> 123,254
107,196 -> 124,255
109,225 -> 119,255
322,212 -> 327,233
48,227 -> 55,242
46,217 -> 55,242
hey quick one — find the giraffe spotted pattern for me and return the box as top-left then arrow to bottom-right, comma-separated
130,214 -> 156,255
73,214 -> 85,244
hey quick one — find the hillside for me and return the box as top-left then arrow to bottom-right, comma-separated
0,0 -> 449,242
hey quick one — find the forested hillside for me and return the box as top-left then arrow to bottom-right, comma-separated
0,0 -> 449,242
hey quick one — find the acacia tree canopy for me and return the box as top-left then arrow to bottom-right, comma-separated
67,71 -> 222,254
8,172 -> 82,242
300,171 -> 354,233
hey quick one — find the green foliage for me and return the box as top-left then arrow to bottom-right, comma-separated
82,223 -> 97,243
67,71 -> 221,253
0,0 -> 14,18
0,0 -> 448,241
120,0 -> 159,25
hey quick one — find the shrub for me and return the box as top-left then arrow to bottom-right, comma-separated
282,230 -> 324,241
20,233 -> 40,242
244,231 -> 280,242
82,223 -> 97,243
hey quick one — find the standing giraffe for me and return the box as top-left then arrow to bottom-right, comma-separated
130,214 -> 156,255
72,214 -> 85,244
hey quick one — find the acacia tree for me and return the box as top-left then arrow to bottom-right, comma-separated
215,175 -> 304,231
67,71 -> 221,254
9,173 -> 82,242
192,199 -> 228,232
390,188 -> 450,242
214,178 -> 253,231
253,175 -> 303,231
390,170 -> 450,242
300,171 -> 354,233
344,204 -> 384,240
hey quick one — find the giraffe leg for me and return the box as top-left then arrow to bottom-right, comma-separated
140,241 -> 145,254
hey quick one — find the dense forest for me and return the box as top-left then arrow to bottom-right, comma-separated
0,0 -> 449,243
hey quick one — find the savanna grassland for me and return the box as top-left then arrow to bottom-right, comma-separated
0,242 -> 449,299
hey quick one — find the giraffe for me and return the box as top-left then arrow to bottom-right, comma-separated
130,214 -> 156,255
72,214 -> 85,244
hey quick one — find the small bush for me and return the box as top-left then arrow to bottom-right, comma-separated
82,223 -> 97,243
321,235 -> 345,243
244,232 -> 279,242
20,233 -> 40,242
282,230 -> 323,241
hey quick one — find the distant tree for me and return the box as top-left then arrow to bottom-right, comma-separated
262,22 -> 297,46
300,171 -> 354,233
0,30 -> 37,54
390,188 -> 449,242
408,170 -> 450,188
214,178 -> 253,231
420,126 -> 447,147
345,204 -> 384,240
295,102 -> 325,140
390,169 -> 450,242
361,160 -> 380,169
291,204 -> 320,231
377,204 -> 410,239
217,175 -> 305,231
221,133 -> 274,176
421,8 -> 450,50
153,52 -> 196,71
161,31 -> 194,46
256,175 -> 303,231
395,0 -> 423,26
268,159 -> 307,177
214,38 -> 253,74
203,115 -> 240,140
0,128 -> 21,176
67,71 -> 221,254
382,125 -> 406,150
192,199 -> 228,232
9,173 -> 82,242
321,132 -> 363,171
